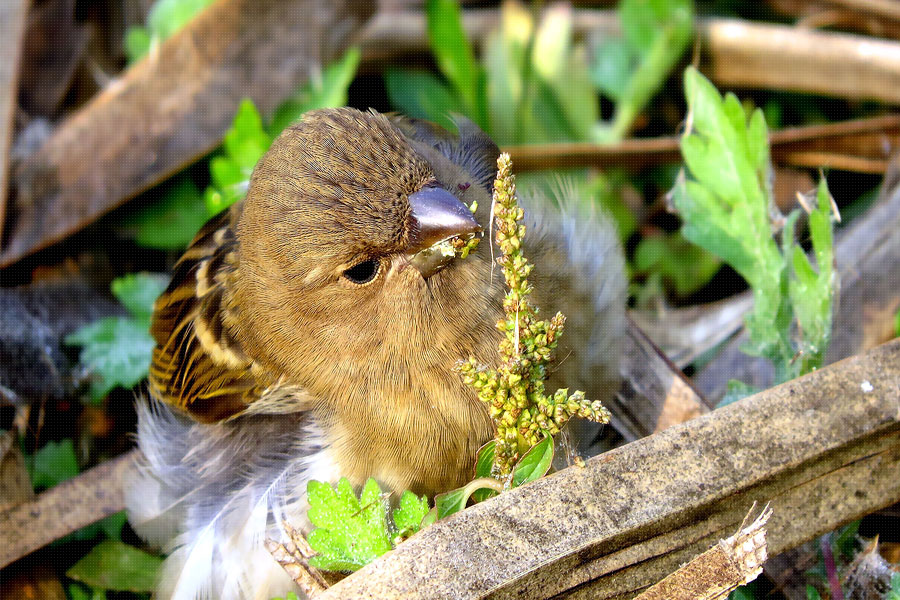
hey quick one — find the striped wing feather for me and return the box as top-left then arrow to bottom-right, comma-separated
148,204 -> 260,423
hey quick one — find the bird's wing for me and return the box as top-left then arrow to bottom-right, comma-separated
148,204 -> 261,423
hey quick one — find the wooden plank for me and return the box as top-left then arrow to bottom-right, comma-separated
319,339 -> 900,599
1,0 -> 373,267
0,0 -> 29,244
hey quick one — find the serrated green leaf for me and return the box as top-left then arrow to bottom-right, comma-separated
675,67 -> 798,377
110,273 -> 168,323
384,69 -> 464,133
392,490 -> 430,535
29,439 -> 79,490
511,435 -> 553,487
65,316 -> 155,402
306,478 -> 392,572
426,0 -> 484,127
66,540 -> 162,592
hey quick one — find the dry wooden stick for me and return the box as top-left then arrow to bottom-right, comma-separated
0,0 -> 29,244
634,505 -> 772,600
265,521 -> 331,598
318,339 -> 900,599
504,114 -> 900,172
0,449 -> 137,569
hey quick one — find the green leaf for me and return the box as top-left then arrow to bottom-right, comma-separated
65,273 -> 167,402
530,4 -> 597,141
204,99 -> 271,216
596,0 -> 694,142
475,440 -> 496,479
65,316 -> 155,402
127,176 -> 210,250
110,273 -> 168,323
224,99 -> 272,172
123,27 -> 151,63
146,0 -> 216,40
473,440 -> 499,502
426,0 -> 484,127
832,519 -> 859,559
634,233 -> 720,296
787,179 -> 835,374
674,67 -> 798,377
392,490 -> 430,535
434,477 -> 503,519
66,540 -> 163,592
728,586 -> 756,600
482,1 -> 531,145
717,380 -> 761,408
268,47 -> 361,136
891,572 -> 900,597
98,511 -> 128,540
805,584 -> 823,600
591,39 -> 636,102
511,435 -> 553,487
384,69 -> 464,133
306,478 -> 392,572
29,439 -> 79,490
68,583 -> 107,600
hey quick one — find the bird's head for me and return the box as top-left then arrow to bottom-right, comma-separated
232,108 -> 500,403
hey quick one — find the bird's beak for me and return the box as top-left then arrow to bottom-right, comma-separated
405,186 -> 482,278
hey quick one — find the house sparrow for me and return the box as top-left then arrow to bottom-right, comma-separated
127,108 -> 626,600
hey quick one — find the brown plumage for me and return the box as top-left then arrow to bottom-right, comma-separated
128,108 -> 626,600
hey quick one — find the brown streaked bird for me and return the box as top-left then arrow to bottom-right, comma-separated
126,108 -> 626,600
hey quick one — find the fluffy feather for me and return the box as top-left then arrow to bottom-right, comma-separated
129,399 -> 334,599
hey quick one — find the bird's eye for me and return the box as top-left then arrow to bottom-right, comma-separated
343,259 -> 380,285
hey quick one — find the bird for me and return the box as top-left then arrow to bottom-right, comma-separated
126,107 -> 626,600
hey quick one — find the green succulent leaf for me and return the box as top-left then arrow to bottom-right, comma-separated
306,478 -> 392,572
66,540 -> 163,592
